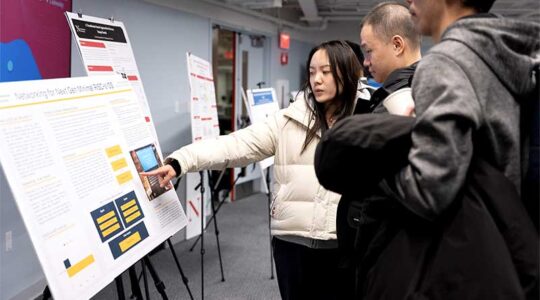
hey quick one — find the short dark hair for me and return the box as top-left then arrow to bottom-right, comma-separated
462,0 -> 496,12
344,40 -> 370,77
362,2 -> 421,50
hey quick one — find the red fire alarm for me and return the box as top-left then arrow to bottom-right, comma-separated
279,32 -> 290,49
280,52 -> 288,65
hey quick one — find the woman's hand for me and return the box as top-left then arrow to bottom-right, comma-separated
140,164 -> 177,188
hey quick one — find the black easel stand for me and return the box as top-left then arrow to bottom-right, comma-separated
129,264 -> 144,300
115,276 -> 126,300
265,166 -> 275,280
140,260 -> 150,300
194,171 -> 206,300
206,169 -> 226,282
168,177 -> 195,300
142,256 -> 168,300
42,285 -> 51,300
166,238 -> 194,300
188,169 -> 243,252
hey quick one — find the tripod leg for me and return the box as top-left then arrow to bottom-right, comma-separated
129,265 -> 144,300
198,171 -> 206,300
208,171 -> 226,282
188,232 -> 202,252
115,275 -> 126,300
42,285 -> 51,300
143,256 -> 168,300
211,192 -> 226,281
142,259 -> 150,300
167,239 -> 194,300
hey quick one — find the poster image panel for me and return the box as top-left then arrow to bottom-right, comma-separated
185,53 -> 219,238
65,12 -> 156,139
130,144 -> 172,201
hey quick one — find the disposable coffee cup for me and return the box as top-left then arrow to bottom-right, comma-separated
382,87 -> 415,116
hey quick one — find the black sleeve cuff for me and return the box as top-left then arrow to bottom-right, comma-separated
164,157 -> 181,177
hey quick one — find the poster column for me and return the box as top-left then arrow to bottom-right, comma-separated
185,53 -> 221,239
65,12 -> 158,142
245,88 -> 280,192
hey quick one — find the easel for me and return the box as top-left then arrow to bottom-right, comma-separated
193,171 -> 208,300
242,83 -> 277,280
188,168 -> 244,254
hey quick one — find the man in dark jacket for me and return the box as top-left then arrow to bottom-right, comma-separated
382,0 -> 539,297
334,2 -> 422,297
356,2 -> 421,114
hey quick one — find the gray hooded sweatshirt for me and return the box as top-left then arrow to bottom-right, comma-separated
393,15 -> 540,220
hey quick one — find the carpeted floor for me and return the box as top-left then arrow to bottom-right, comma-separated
92,193 -> 281,300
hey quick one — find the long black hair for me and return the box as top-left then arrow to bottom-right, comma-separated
300,40 -> 362,152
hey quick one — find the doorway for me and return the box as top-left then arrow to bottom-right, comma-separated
212,27 -> 269,200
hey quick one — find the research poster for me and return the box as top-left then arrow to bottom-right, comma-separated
246,88 -> 280,170
65,12 -> 155,132
185,53 -> 220,239
0,76 -> 187,300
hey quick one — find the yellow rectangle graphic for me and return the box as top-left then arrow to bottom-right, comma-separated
116,171 -> 133,185
125,211 -> 141,224
123,205 -> 138,217
102,223 -> 121,238
67,255 -> 95,278
99,217 -> 118,231
105,145 -> 122,157
111,158 -> 128,171
120,199 -> 136,211
119,232 -> 142,252
96,211 -> 115,224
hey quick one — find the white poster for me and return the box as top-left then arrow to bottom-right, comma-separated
185,53 -> 220,239
65,12 -> 155,137
246,88 -> 280,170
0,76 -> 187,300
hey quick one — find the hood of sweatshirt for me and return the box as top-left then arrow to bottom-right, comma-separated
441,14 -> 540,100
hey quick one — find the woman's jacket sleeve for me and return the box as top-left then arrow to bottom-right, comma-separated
168,113 -> 280,176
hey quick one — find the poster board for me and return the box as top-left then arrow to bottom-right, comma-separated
65,12 -> 156,138
0,76 -> 187,300
245,88 -> 280,170
184,53 -> 220,239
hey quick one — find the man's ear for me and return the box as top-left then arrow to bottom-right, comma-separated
391,35 -> 405,56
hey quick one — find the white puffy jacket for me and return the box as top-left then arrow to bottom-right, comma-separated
168,99 -> 341,240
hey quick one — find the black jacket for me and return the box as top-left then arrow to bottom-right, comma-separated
324,64 -> 417,297
315,114 -> 539,299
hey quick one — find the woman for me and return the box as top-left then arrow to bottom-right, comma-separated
143,40 -> 362,299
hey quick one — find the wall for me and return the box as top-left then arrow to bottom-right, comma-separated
270,37 -> 315,96
1,0 -> 312,299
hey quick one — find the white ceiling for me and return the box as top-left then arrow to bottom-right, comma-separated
221,0 -> 540,29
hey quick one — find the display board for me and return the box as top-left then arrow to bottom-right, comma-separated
184,53 -> 220,239
0,75 -> 187,300
65,12 -> 154,128
246,88 -> 280,170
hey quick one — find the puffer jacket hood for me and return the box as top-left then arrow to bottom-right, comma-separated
442,14 -> 540,100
